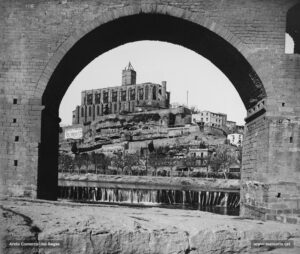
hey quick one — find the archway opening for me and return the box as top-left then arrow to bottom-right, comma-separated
59,41 -> 246,126
285,33 -> 295,54
286,3 -> 300,54
38,13 -> 266,200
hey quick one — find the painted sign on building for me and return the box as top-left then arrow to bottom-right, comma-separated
64,127 -> 83,140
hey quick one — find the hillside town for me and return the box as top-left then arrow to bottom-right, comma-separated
59,63 -> 244,178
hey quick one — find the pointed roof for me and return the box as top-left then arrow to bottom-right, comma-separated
124,62 -> 134,71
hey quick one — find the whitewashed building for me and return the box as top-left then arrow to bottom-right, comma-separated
192,111 -> 227,127
227,133 -> 243,146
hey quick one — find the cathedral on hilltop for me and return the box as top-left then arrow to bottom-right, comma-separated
72,63 -> 170,124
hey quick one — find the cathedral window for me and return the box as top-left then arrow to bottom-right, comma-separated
145,86 -> 149,100
95,93 -> 101,104
87,94 -> 93,105
104,104 -> 109,115
130,89 -> 135,100
103,91 -> 108,103
138,88 -> 144,100
112,91 -> 118,102
152,86 -> 157,100
121,90 -> 127,101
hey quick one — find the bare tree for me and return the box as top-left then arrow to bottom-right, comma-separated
148,152 -> 162,176
123,153 -> 140,175
91,152 -> 104,174
112,153 -> 140,175
81,153 -> 90,173
112,153 -> 126,174
98,153 -> 110,175
211,145 -> 236,179
184,156 -> 197,177
165,157 -> 175,177
58,153 -> 73,173
74,154 -> 83,174
204,153 -> 212,178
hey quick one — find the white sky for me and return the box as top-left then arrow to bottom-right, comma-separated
285,33 -> 295,54
59,40 -> 249,125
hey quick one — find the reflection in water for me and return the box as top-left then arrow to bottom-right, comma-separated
58,186 -> 240,216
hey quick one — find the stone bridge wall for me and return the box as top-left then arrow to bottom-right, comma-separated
0,0 -> 299,221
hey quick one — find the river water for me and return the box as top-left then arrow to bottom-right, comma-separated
58,186 -> 240,216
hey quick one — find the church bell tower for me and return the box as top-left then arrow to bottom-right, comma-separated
122,62 -> 136,86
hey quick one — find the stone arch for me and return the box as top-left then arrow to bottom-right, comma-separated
34,5 -> 262,101
36,7 -> 267,199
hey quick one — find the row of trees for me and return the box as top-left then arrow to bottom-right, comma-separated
59,152 -> 111,174
146,144 -> 241,179
59,144 -> 241,179
59,152 -> 143,175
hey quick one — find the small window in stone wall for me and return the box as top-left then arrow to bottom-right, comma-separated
81,107 -> 84,117
89,107 -> 92,117
97,105 -> 100,116
286,3 -> 300,54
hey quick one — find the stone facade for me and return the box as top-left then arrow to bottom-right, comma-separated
225,120 -> 237,131
227,133 -> 243,147
72,63 -> 170,124
192,111 -> 227,127
0,0 -> 299,222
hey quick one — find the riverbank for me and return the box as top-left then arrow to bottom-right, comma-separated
1,197 -> 299,254
58,173 -> 240,192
